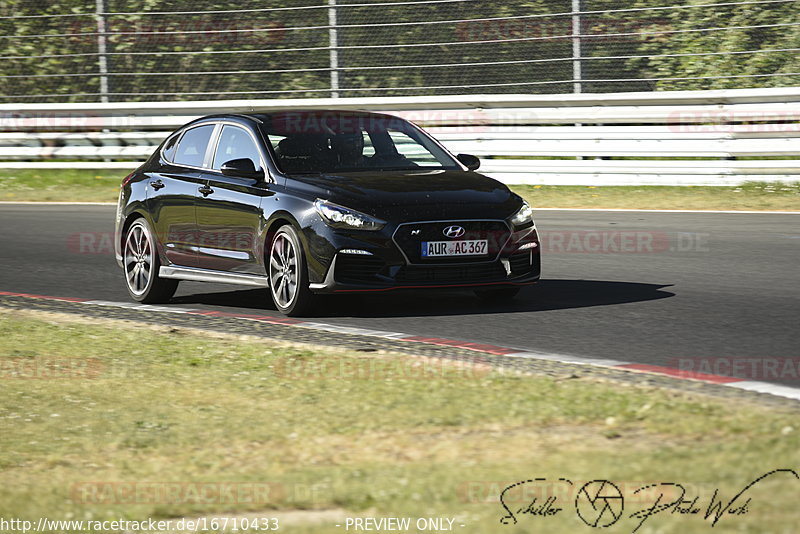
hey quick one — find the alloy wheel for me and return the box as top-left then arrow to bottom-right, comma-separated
269,232 -> 298,309
124,222 -> 152,296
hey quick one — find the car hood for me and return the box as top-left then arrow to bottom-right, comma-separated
288,169 -> 521,222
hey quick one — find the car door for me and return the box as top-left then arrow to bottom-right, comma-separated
146,124 -> 215,268
194,122 -> 274,275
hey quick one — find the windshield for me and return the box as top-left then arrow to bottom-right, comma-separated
261,111 -> 460,174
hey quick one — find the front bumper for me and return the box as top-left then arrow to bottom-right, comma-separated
308,220 -> 541,293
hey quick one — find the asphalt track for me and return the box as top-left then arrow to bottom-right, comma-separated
1,204 -> 798,386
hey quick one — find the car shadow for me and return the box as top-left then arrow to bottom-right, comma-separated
170,279 -> 675,318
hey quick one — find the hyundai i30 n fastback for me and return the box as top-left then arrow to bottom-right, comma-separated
115,110 -> 540,315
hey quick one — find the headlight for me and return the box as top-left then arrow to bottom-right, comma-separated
510,201 -> 534,227
314,199 -> 386,231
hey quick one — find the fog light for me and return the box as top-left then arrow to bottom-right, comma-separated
517,242 -> 538,251
339,249 -> 374,255
500,259 -> 512,276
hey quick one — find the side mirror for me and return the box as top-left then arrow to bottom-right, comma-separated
220,158 -> 264,180
457,153 -> 480,171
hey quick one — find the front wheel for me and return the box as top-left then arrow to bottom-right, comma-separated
123,218 -> 178,303
268,225 -> 316,316
474,287 -> 520,301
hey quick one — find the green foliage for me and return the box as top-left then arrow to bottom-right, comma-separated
1,0 -> 798,101
627,0 -> 800,90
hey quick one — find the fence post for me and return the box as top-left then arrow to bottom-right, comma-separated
95,0 -> 109,103
328,0 -> 340,98
572,0 -> 582,94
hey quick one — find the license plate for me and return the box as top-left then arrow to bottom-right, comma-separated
421,239 -> 488,258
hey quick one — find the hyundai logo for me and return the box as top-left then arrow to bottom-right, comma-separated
443,225 -> 465,239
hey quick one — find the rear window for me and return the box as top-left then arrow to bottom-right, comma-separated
173,125 -> 215,167
161,133 -> 179,162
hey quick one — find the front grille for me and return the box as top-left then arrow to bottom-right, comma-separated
393,220 -> 511,264
396,262 -> 507,284
335,255 -> 385,284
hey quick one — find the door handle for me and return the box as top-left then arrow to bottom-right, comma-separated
198,185 -> 214,197
149,179 -> 165,190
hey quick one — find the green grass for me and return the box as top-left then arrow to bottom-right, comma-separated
512,182 -> 800,211
0,169 -> 124,202
0,310 -> 798,533
1,169 -> 798,210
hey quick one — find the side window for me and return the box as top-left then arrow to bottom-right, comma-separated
362,131 -> 375,157
161,133 -> 179,162
387,130 -> 439,165
213,125 -> 262,171
173,125 -> 215,168
266,134 -> 286,153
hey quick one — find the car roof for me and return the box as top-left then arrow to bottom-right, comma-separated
194,109 -> 400,122
180,110 -> 403,131
247,110 -> 400,122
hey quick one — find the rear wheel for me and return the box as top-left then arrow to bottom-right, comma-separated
123,218 -> 178,303
474,287 -> 520,301
268,225 -> 316,316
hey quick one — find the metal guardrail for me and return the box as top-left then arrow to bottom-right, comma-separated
1,87 -> 799,185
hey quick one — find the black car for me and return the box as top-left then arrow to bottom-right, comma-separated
115,110 -> 540,315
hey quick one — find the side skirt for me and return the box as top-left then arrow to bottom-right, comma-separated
159,265 -> 269,288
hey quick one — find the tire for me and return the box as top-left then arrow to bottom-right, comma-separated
122,218 -> 178,303
268,224 -> 316,316
474,287 -> 520,301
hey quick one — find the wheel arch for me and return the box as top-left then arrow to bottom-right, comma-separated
264,210 -> 302,243
262,210 -> 307,283
120,211 -> 148,251
119,210 -> 167,269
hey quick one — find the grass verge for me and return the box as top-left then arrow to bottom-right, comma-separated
0,169 -> 123,203
0,309 -> 798,533
1,169 -> 799,210
512,182 -> 800,211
